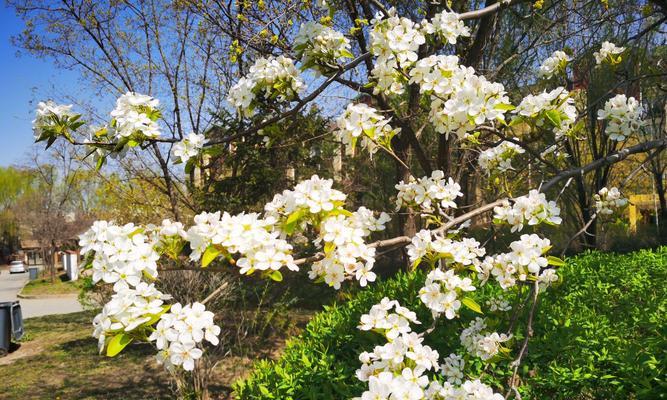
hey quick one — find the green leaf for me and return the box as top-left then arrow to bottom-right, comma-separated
267,270 -> 283,282
494,103 -> 516,111
509,116 -> 524,127
106,333 -> 133,357
128,227 -> 144,238
283,209 -> 306,234
95,155 -> 106,171
184,160 -> 194,174
202,245 -> 222,268
545,109 -> 563,127
547,255 -> 566,267
462,297 -> 483,314
45,136 -> 58,149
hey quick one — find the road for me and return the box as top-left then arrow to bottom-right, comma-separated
0,267 -> 83,318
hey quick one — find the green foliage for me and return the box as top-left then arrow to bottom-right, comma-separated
234,249 -> 667,399
195,109 -> 337,215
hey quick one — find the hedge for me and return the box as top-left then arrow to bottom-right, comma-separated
234,248 -> 667,399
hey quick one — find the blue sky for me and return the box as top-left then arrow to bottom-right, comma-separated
0,5 -> 83,167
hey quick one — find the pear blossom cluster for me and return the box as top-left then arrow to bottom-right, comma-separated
227,56 -> 305,117
396,170 -> 463,213
440,353 -> 465,384
355,300 -> 505,400
476,234 -> 554,290
411,57 -> 510,137
460,318 -> 511,361
358,297 -> 421,339
486,296 -> 512,312
425,379 -> 504,400
478,141 -> 525,174
294,21 -> 351,74
310,207 -> 389,289
81,221 -> 222,372
538,50 -> 571,79
184,211 -> 298,275
514,87 -> 577,137
263,176 -> 387,289
423,11 -> 471,45
593,186 -> 628,215
407,230 -> 486,268
334,103 -> 401,156
356,301 -> 440,399
110,92 -> 161,139
369,8 -> 425,95
264,174 -> 347,221
493,190 -> 562,232
172,132 -> 205,164
92,282 -> 171,352
152,302 -> 221,371
419,268 -> 476,319
79,221 -> 160,291
32,100 -> 76,140
594,41 -> 625,65
597,94 -> 643,141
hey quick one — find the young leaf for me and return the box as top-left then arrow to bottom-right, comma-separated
202,245 -> 222,268
267,270 -> 283,282
462,297 -> 484,314
547,255 -> 566,267
545,109 -> 563,127
106,333 -> 133,357
495,103 -> 516,111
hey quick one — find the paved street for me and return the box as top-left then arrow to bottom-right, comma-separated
0,267 -> 83,318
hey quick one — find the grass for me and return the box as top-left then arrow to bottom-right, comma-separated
21,273 -> 82,296
0,307 -> 312,399
1,311 -> 174,400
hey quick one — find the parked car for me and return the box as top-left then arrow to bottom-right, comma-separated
8,261 -> 26,274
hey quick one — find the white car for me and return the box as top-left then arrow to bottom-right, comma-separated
9,260 -> 26,274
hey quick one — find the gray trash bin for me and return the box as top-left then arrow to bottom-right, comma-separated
28,266 -> 39,280
0,301 -> 23,357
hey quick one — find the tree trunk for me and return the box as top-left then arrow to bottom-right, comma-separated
654,170 -> 667,236
574,175 -> 597,249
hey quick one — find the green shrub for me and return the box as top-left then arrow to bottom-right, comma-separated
234,249 -> 667,399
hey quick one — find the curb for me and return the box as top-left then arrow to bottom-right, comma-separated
17,292 -> 79,299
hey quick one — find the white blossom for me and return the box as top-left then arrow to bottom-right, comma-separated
172,132 -> 205,164
110,92 -> 161,139
478,141 -> 525,174
32,101 -> 76,140
593,186 -> 628,215
334,103 -> 400,156
493,190 -> 562,232
396,171 -> 463,213
423,11 -> 470,44
514,87 -> 576,137
594,41 -> 625,65
538,50 -> 571,79
227,56 -> 305,117
597,94 -> 643,141
294,21 -> 351,74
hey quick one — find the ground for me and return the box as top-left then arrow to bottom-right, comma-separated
0,309 -> 308,399
0,266 -> 83,318
0,311 -> 174,399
